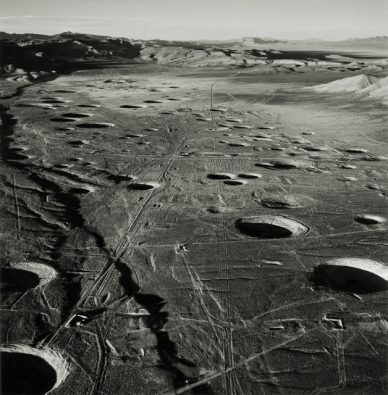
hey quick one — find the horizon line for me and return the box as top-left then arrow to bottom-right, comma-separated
1,30 -> 388,43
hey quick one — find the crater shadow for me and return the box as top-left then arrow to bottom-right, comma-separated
1,351 -> 57,394
0,268 -> 40,292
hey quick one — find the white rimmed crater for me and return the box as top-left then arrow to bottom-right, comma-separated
0,344 -> 69,394
312,258 -> 388,293
1,262 -> 57,292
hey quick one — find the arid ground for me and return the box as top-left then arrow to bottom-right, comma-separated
1,47 -> 388,394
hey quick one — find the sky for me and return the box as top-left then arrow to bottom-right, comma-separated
1,0 -> 387,41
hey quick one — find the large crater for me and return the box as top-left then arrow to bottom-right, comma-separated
236,215 -> 309,238
1,345 -> 69,394
312,258 -> 388,293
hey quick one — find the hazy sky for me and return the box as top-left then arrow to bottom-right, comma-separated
1,0 -> 387,40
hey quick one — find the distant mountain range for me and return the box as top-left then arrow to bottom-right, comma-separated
0,31 -> 387,45
344,36 -> 388,42
0,31 -> 143,74
0,31 -> 386,75
0,31 -> 133,42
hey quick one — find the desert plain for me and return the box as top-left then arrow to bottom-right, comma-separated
1,35 -> 388,394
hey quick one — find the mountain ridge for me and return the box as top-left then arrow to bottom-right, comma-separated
1,31 -> 387,44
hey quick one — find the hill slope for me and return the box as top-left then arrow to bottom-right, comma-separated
311,74 -> 388,104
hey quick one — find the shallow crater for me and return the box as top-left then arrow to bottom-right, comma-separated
227,142 -> 251,147
77,104 -> 101,108
207,173 -> 236,180
260,196 -> 300,209
355,214 -> 386,225
256,159 -> 313,170
127,182 -> 159,190
41,99 -> 70,104
143,99 -> 164,104
108,174 -> 135,183
234,125 -> 253,129
76,122 -> 114,128
224,179 -> 247,186
51,117 -> 76,123
62,113 -> 92,119
344,148 -> 368,154
238,173 -> 262,179
120,104 -> 147,109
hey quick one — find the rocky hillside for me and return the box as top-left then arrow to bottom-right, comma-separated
0,32 -> 143,74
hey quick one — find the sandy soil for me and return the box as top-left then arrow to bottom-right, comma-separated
1,63 -> 387,394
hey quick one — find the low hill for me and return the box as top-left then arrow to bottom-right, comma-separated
311,74 -> 388,104
312,74 -> 381,93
